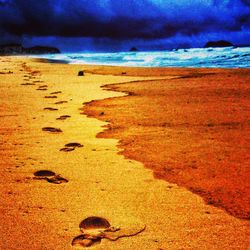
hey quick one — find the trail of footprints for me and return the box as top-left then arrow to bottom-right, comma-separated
20,62 -> 73,185
19,63 -> 145,247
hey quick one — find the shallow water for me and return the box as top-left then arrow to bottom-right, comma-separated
33,46 -> 250,68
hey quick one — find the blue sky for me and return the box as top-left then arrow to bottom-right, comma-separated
0,0 -> 249,51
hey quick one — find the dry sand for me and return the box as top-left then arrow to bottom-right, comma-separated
0,57 -> 249,250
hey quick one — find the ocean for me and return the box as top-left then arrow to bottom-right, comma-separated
34,46 -> 250,68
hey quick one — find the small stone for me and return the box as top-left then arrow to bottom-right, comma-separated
78,70 -> 84,76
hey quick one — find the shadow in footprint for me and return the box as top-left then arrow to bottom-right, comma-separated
50,91 -> 62,94
72,235 -> 101,248
33,170 -> 68,184
42,127 -> 62,133
65,143 -> 83,148
47,175 -> 68,184
55,101 -> 68,105
56,115 -> 71,121
21,83 -> 36,86
37,88 -> 47,91
34,170 -> 55,177
60,142 -> 83,152
80,217 -> 111,231
37,85 -> 48,91
44,95 -> 57,99
60,147 -> 75,152
44,107 -> 58,111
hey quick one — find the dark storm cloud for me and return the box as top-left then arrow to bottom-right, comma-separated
0,0 -> 249,40
241,0 -> 250,6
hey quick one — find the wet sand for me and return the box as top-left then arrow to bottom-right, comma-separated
0,57 -> 249,249
84,67 -> 250,221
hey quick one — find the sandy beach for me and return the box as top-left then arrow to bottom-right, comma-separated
0,57 -> 249,250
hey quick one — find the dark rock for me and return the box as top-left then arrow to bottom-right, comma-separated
0,43 -> 60,55
0,43 -> 23,55
24,46 -> 60,54
78,70 -> 84,76
129,47 -> 138,52
204,40 -> 234,48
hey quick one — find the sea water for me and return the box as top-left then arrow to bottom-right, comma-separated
34,46 -> 250,68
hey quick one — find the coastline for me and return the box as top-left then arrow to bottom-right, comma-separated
0,56 -> 249,249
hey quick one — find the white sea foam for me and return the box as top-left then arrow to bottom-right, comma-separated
33,47 -> 250,68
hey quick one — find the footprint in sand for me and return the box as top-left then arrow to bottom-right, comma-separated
33,170 -> 68,184
60,142 -> 83,152
37,85 -> 48,91
37,88 -> 47,91
72,216 -> 146,248
56,115 -> 71,121
60,147 -> 75,152
47,175 -> 68,184
34,170 -> 55,177
44,107 -> 58,111
42,127 -> 62,133
54,101 -> 68,105
50,91 -> 62,94
21,83 -> 36,86
44,95 -> 57,99
65,143 -> 83,147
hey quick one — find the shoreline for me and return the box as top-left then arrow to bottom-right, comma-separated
23,45 -> 250,68
0,57 -> 249,249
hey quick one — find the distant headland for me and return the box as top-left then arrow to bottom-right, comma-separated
0,44 -> 60,55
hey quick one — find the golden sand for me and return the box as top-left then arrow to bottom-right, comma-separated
0,57 -> 249,249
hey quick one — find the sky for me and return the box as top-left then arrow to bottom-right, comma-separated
0,0 -> 249,52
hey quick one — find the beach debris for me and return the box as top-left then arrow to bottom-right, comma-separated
56,115 -> 71,121
72,216 -> 146,248
33,170 -> 68,184
42,127 -> 62,133
78,70 -> 84,76
60,142 -> 83,152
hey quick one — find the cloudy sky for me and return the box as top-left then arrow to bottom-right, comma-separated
0,0 -> 249,51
